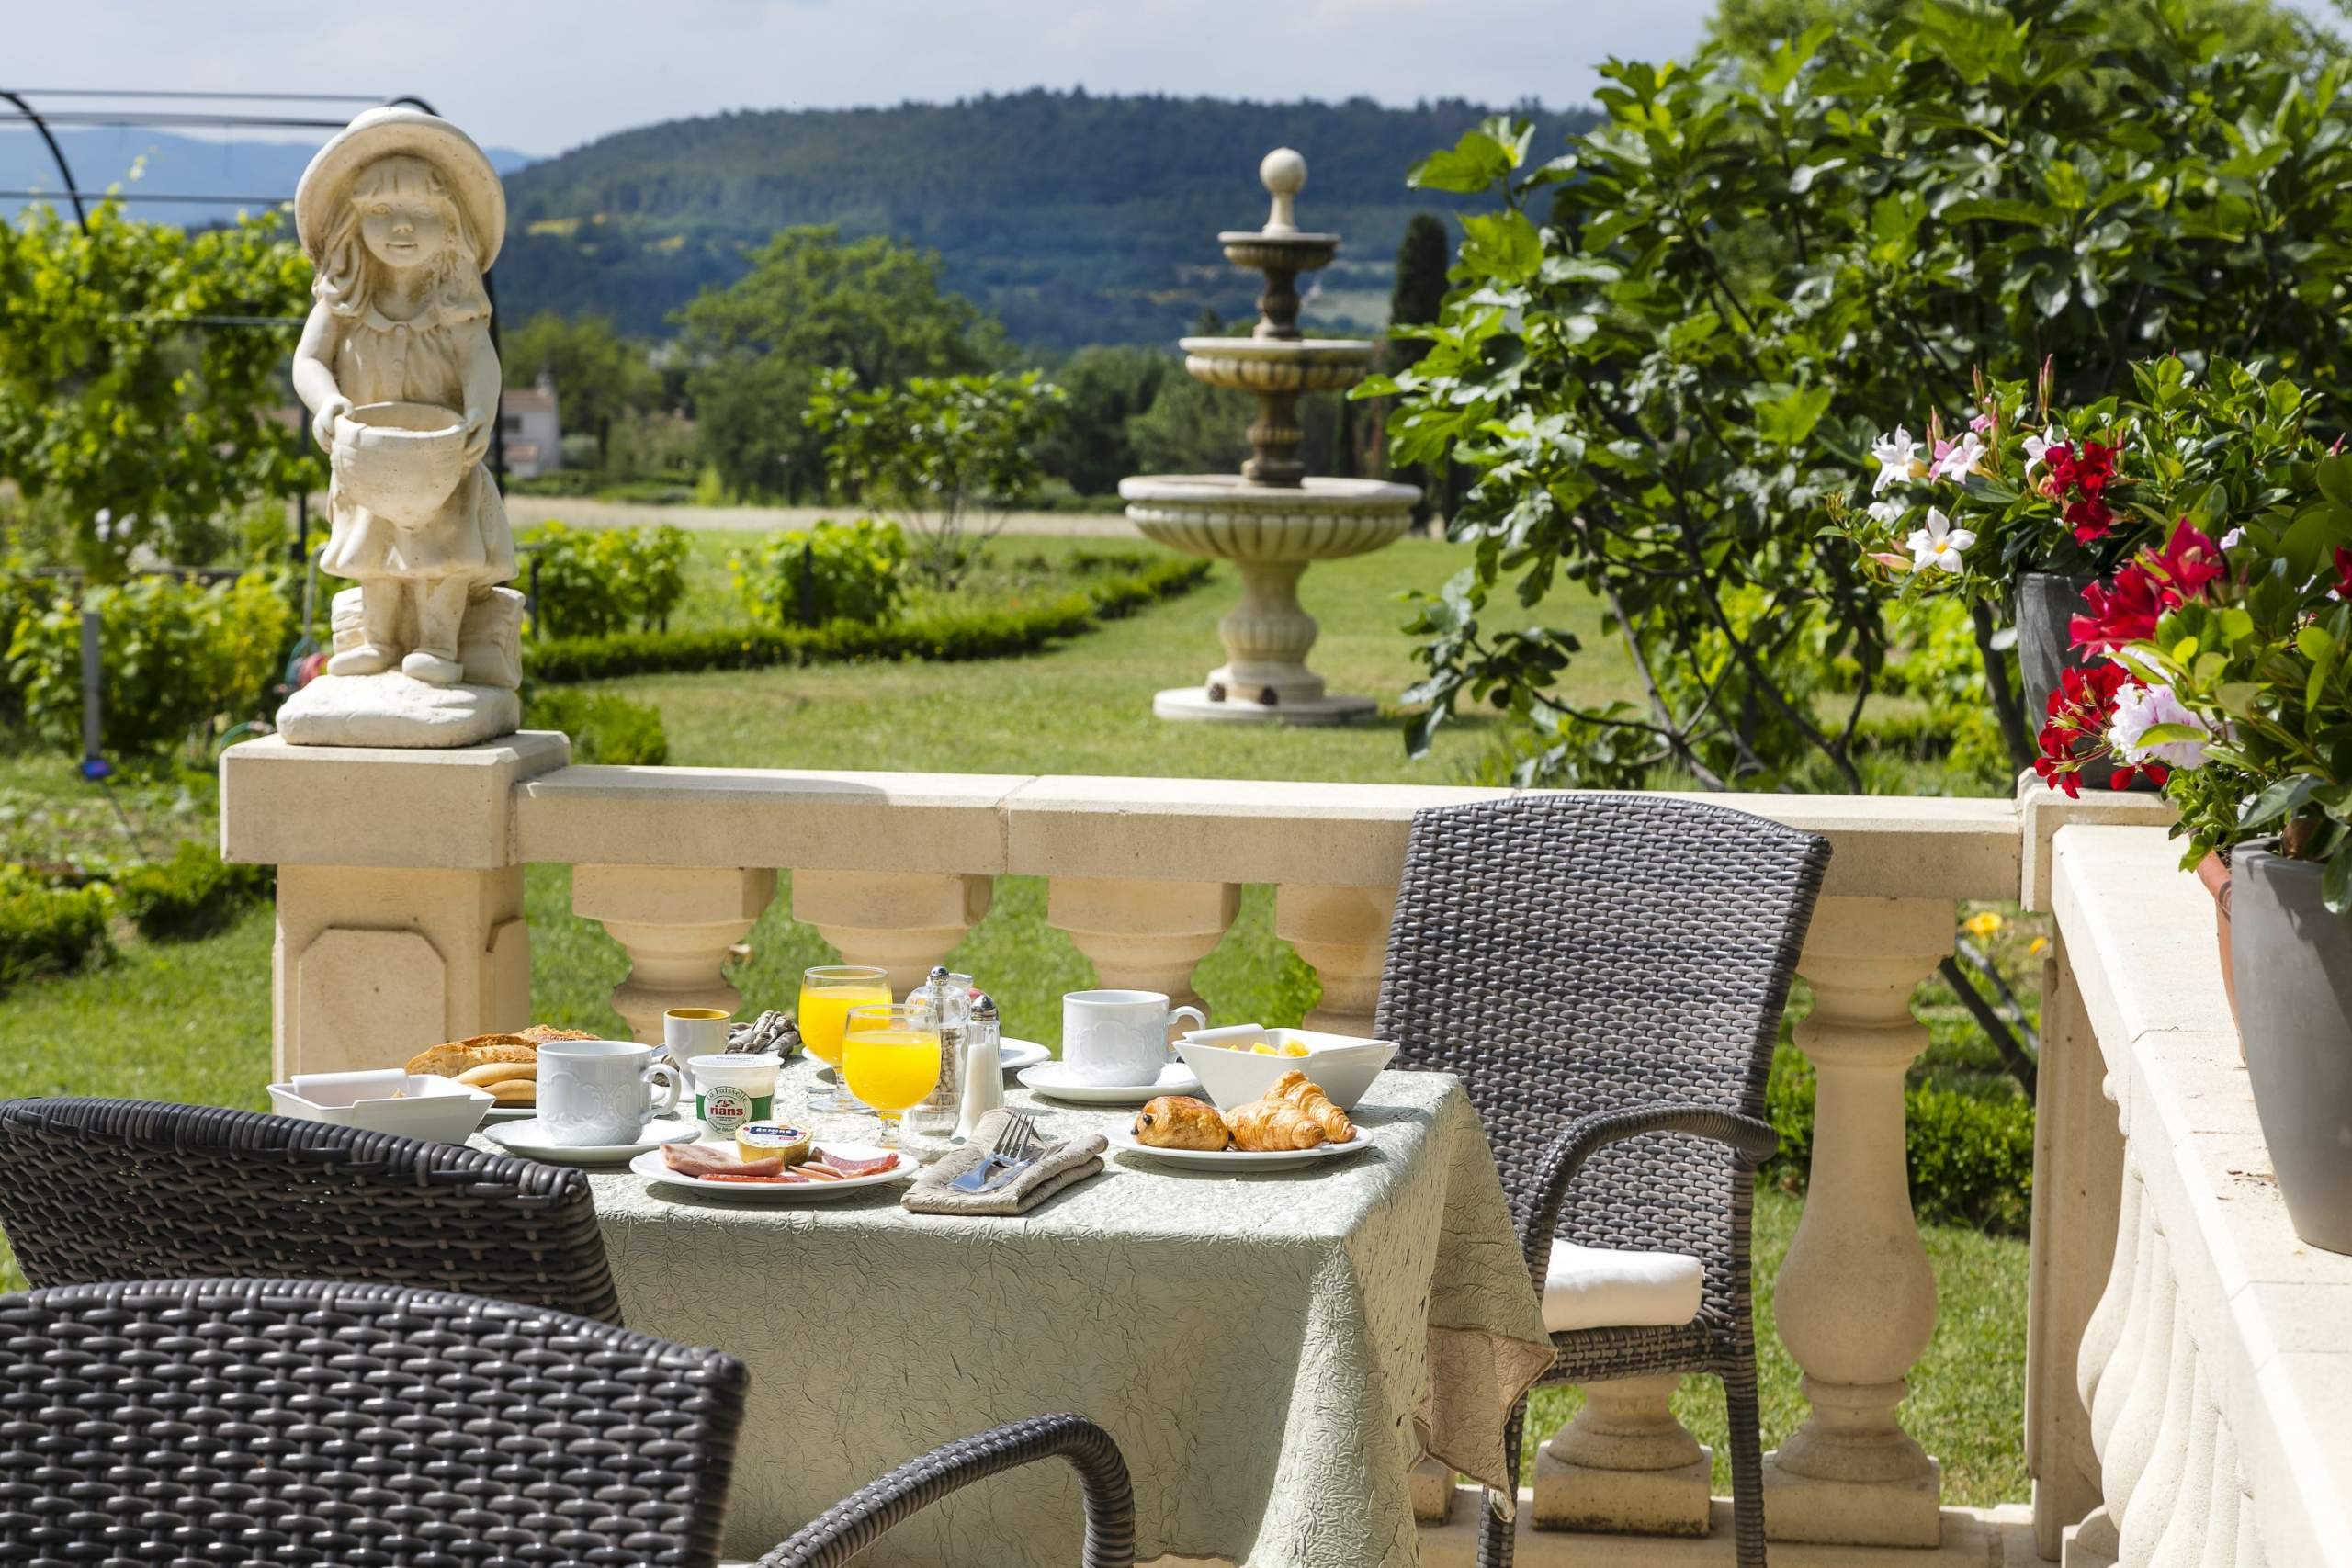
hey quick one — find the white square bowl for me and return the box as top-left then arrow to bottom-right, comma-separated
266,1071 -> 492,1145
1173,1026 -> 1398,1112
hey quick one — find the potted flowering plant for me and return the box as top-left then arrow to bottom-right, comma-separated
2025,362 -> 2352,1254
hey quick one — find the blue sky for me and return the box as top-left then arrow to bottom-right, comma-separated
11,0 -> 2346,159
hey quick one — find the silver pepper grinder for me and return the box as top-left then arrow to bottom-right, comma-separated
955,994 -> 1004,1144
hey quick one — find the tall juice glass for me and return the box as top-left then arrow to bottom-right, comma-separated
799,964 -> 889,1113
841,1003 -> 941,1147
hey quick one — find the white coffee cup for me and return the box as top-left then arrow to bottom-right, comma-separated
538,1038 -> 683,1146
1062,989 -> 1207,1087
664,1007 -> 732,1059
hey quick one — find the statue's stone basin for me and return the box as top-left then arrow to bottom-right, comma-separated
1120,474 -> 1417,563
333,400 -> 468,528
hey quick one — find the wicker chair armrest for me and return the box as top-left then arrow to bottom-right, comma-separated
752,1413 -> 1135,1568
1521,1103 -> 1778,1276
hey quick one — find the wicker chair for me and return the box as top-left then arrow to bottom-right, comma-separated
0,1097 -> 624,1323
1375,793 -> 1830,1568
0,1277 -> 1135,1568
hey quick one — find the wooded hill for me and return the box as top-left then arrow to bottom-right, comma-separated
498,90 -> 1593,350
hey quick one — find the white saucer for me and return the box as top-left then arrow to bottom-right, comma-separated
1105,1124 -> 1374,1173
1016,1061 -> 1203,1106
813,1037 -> 1049,1085
630,1142 -> 916,1201
484,1115 -> 701,1163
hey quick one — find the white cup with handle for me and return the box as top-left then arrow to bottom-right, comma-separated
1061,989 -> 1207,1087
537,1037 -> 683,1146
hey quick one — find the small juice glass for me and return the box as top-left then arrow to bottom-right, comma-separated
841,1003 -> 942,1147
799,964 -> 890,1113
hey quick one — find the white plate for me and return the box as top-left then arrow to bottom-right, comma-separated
1016,1061 -> 1203,1105
1105,1124 -> 1375,1173
813,1038 -> 1050,1085
484,1115 -> 701,1163
630,1141 -> 916,1201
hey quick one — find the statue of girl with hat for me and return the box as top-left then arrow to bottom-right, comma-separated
290,107 -> 517,697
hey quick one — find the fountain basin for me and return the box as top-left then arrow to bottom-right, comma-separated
1180,337 -> 1374,396
1121,473 -> 1418,725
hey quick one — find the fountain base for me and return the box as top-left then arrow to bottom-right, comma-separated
1122,473 -> 1418,727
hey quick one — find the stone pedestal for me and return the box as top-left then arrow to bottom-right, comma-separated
220,731 -> 569,1077
275,671 -> 520,749
1532,1374 -> 1713,1538
572,864 -> 776,1043
1764,897 -> 1949,1547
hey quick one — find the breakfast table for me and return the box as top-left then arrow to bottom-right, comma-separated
508,1057 -> 1552,1567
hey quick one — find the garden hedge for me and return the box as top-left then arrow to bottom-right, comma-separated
525,557 -> 1210,684
114,841 -> 273,943
0,873 -> 112,991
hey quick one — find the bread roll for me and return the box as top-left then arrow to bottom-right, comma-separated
1133,1096 -> 1230,1150
406,1033 -> 537,1078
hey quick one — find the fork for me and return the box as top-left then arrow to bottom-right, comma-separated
950,1111 -> 1042,1193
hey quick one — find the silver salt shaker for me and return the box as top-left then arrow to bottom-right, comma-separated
904,965 -> 970,1154
955,995 -> 1003,1144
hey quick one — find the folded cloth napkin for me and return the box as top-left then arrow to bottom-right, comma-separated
901,1110 -> 1108,1216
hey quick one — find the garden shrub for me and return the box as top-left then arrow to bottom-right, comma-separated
529,557 -> 1207,683
522,522 -> 691,637
0,866 -> 112,990
113,840 -> 271,943
6,569 -> 293,760
734,518 -> 908,626
523,687 -> 671,764
1764,1043 -> 2036,1234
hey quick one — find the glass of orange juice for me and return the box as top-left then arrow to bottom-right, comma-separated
799,964 -> 890,1112
841,1003 -> 942,1146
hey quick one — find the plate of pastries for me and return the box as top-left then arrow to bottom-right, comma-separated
402,1025 -> 603,1120
1109,1069 -> 1373,1172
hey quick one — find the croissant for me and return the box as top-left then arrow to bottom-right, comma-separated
1227,1096 -> 1327,1152
1134,1096 -> 1231,1150
1267,1069 -> 1354,1145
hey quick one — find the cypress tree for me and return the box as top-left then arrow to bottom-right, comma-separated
1385,213 -> 1453,522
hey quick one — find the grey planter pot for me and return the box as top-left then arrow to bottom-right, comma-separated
2233,846 -> 2352,1254
2016,570 -> 2144,791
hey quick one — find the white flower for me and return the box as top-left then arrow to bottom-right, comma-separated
1871,426 -> 1924,495
1866,498 -> 1905,526
2109,682 -> 2211,769
1906,507 -> 1976,572
1931,432 -> 1987,482
2220,528 -> 2245,551
2022,425 -> 2064,477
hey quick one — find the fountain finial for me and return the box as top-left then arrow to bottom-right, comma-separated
1260,147 -> 1306,233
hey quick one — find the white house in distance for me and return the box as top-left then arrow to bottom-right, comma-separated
500,372 -> 561,478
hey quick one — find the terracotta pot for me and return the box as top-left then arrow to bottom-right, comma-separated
2233,846 -> 2352,1255
2196,850 -> 2237,1028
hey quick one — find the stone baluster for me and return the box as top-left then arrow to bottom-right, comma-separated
789,871 -> 994,996
2147,1359 -> 2219,1568
2198,1421 -> 2241,1568
1408,1456 -> 1456,1525
1532,1372 -> 1711,1538
2117,1311 -> 2199,1565
1047,877 -> 1238,1007
1273,885 -> 1394,1036
572,865 -> 776,1043
2078,1139 -> 2143,1418
2231,1458 -> 2265,1568
1763,897 -> 1950,1546
2075,1227 -> 2177,1567
2067,1148 -> 2151,1567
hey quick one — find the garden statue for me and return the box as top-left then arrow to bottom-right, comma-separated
277,107 -> 525,747
1119,149 -> 1419,724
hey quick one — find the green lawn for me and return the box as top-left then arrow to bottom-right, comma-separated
0,532 -> 2028,1505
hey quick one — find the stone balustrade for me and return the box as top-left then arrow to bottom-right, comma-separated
2034,825 -> 2352,1568
223,733 -> 2073,1556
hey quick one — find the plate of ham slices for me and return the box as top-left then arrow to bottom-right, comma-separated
631,1139 -> 914,1201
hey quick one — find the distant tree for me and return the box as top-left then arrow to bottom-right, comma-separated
1705,0 -> 2319,63
1384,213 -> 1453,523
804,367 -> 1065,586
500,312 -> 662,471
1123,309 -> 1250,479
1031,344 -> 1172,495
0,203 -> 313,576
676,226 -> 1001,501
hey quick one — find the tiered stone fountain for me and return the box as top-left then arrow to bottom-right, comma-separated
1120,149 -> 1419,724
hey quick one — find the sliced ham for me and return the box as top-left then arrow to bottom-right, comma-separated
812,1148 -> 899,1178
702,1168 -> 812,1184
664,1144 -> 784,1179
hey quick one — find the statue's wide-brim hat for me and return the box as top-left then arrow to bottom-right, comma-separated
296,107 -> 505,270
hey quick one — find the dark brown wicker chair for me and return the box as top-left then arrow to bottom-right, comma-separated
0,1097 -> 624,1323
1375,793 -> 1830,1568
0,1277 -> 1136,1568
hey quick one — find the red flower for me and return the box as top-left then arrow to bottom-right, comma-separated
2065,498 -> 2115,544
2033,661 -> 2134,797
2335,546 -> 2352,601
2043,440 -> 2119,500
2071,521 -> 2224,653
2145,520 -> 2225,599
